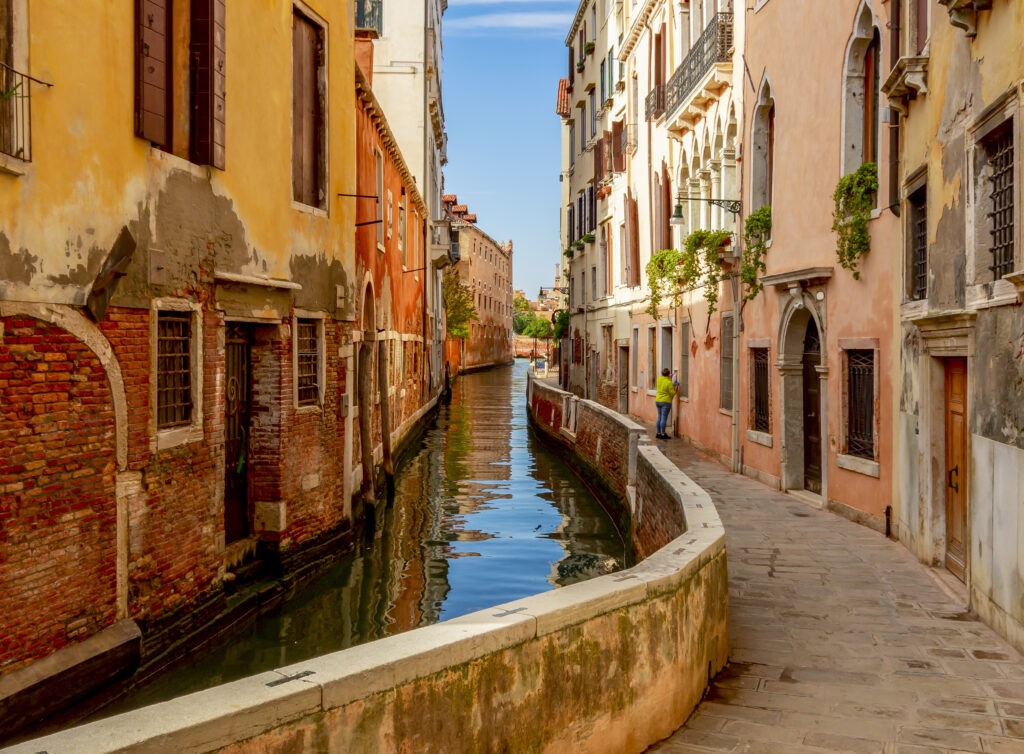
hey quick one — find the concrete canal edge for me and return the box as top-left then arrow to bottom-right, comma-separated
8,374 -> 728,754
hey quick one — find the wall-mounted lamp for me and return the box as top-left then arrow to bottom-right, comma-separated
669,194 -> 742,225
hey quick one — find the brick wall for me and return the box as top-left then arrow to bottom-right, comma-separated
0,316 -> 118,674
633,450 -> 684,558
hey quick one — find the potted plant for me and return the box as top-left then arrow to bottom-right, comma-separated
574,240 -> 585,250
564,247 -> 574,259
584,41 -> 595,55
581,232 -> 596,244
576,60 -> 585,73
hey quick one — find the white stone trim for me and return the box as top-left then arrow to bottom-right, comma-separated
747,429 -> 773,448
292,314 -> 326,410
837,452 -> 881,478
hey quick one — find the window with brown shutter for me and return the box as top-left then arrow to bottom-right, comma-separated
628,190 -> 640,286
135,0 -> 171,148
190,0 -> 226,169
292,10 -> 326,209
612,119 -> 625,172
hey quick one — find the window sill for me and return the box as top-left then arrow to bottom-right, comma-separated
0,153 -> 29,176
291,200 -> 328,218
719,408 -> 734,417
646,389 -> 657,396
967,279 -> 1018,310
746,429 -> 773,448
837,453 -> 880,478
900,298 -> 929,321
294,404 -> 323,415
156,424 -> 204,451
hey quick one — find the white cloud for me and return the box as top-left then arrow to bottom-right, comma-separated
445,11 -> 573,31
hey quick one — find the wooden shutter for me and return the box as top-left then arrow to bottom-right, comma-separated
135,0 -> 171,147
588,186 -> 596,232
190,0 -> 226,169
594,135 -> 605,185
629,192 -> 640,286
293,12 -> 323,207
568,46 -> 574,83
662,162 -> 671,250
603,130 -> 613,175
612,120 -> 624,172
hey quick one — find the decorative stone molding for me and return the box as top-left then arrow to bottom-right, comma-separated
938,0 -> 992,36
882,56 -> 929,115
1004,270 -> 1024,302
910,309 -> 977,357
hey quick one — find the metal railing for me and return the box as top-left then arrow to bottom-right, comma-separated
355,0 -> 383,36
644,85 -> 665,121
619,123 -> 637,156
664,12 -> 733,120
0,62 -> 39,162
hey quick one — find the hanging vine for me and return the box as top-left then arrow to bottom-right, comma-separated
831,162 -> 878,280
645,229 -> 732,319
741,206 -> 772,302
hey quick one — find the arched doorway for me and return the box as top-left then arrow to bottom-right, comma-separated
801,318 -> 822,493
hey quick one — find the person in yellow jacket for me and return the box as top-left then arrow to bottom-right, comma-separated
655,367 -> 679,439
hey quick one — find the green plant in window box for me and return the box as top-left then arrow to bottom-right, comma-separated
741,206 -> 772,302
584,41 -> 595,54
564,247 -> 574,259
574,240 -> 585,250
576,61 -> 585,73
645,228 -> 732,319
831,162 -> 878,280
581,232 -> 596,244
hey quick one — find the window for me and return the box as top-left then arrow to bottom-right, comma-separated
983,122 -> 1014,280
631,328 -> 638,387
914,0 -> 929,54
292,8 -> 326,208
908,185 -> 927,300
602,325 -> 614,379
600,61 -> 606,103
846,349 -> 875,459
679,321 -> 689,399
863,30 -> 880,167
590,6 -> 596,40
720,314 -> 734,410
375,151 -> 384,247
591,265 -> 597,300
400,190 -> 408,265
296,319 -> 321,407
590,92 -> 597,138
660,326 -> 673,377
752,347 -> 770,433
386,189 -> 393,238
568,121 -> 575,167
580,105 -> 586,151
189,0 -> 227,169
647,324 -> 656,390
751,80 -> 775,213
157,311 -> 193,429
607,48 -> 614,93
841,7 -> 881,175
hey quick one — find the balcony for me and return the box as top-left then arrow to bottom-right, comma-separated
0,63 -> 37,165
355,0 -> 383,37
664,13 -> 733,134
881,56 -> 929,116
620,123 -> 638,156
645,85 -> 665,121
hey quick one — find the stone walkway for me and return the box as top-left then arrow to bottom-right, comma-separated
644,431 -> 1024,754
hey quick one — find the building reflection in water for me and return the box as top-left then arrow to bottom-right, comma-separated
101,360 -> 624,714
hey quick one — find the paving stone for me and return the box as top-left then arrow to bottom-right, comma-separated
642,437 -> 1024,752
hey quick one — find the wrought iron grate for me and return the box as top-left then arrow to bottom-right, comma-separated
645,85 -> 665,122
297,320 -> 320,406
753,348 -> 770,433
0,62 -> 35,162
986,125 -> 1014,280
910,188 -> 927,300
847,349 -> 875,460
157,312 -> 193,429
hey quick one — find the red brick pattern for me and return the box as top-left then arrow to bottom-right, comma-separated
0,316 -> 117,674
632,451 -> 684,558
574,403 -> 629,499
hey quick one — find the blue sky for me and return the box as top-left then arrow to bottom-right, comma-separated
442,1 -> 574,299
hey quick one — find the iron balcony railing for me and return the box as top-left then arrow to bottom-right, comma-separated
645,85 -> 665,121
355,0 -> 383,36
664,12 -> 733,121
0,62 -> 40,162
619,123 -> 638,156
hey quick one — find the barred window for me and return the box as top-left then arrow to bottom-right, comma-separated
908,186 -> 927,300
296,319 -> 320,406
846,349 -> 875,459
720,315 -> 734,411
157,311 -> 193,429
752,347 -> 770,433
984,123 -> 1014,280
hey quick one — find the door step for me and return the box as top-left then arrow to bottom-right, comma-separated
787,488 -> 824,509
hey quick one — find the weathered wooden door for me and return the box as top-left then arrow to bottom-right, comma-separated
802,318 -> 822,494
944,357 -> 968,582
224,323 -> 253,544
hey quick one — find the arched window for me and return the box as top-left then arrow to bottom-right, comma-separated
841,2 -> 882,175
751,80 -> 775,212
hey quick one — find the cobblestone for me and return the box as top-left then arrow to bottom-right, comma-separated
646,433 -> 1024,753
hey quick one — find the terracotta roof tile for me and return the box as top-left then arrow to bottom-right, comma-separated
464,213 -> 477,223
442,194 -> 457,203
452,204 -> 468,214
556,78 -> 570,117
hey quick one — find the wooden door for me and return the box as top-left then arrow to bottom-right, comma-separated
224,323 -> 253,544
944,358 -> 968,582
802,319 -> 822,494
618,346 -> 629,413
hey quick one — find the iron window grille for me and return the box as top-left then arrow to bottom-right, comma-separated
909,187 -> 928,300
664,13 -> 733,121
752,347 -> 770,433
985,123 -> 1014,280
846,349 -> 875,460
720,315 -> 734,410
157,311 -> 193,429
297,320 -> 320,406
0,62 -> 40,162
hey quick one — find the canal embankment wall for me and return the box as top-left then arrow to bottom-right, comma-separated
8,375 -> 728,754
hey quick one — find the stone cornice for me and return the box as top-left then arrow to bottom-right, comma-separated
882,56 -> 929,116
938,0 -> 992,36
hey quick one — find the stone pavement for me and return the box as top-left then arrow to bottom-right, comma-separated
644,431 -> 1024,754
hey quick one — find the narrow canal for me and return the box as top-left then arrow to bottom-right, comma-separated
97,359 -> 625,717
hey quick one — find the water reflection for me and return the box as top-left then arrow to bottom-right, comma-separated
101,360 -> 624,714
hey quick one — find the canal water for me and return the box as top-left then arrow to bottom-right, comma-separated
99,359 -> 625,716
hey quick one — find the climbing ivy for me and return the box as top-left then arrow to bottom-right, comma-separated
831,162 -> 878,280
645,228 -> 732,319
741,206 -> 772,302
